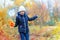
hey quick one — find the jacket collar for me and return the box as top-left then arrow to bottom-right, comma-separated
17,12 -> 26,17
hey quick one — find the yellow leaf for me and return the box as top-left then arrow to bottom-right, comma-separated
14,0 -> 24,6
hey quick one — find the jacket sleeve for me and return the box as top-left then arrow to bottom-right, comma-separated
28,16 -> 38,21
14,16 -> 19,27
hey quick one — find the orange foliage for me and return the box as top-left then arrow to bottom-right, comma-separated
0,8 -> 8,26
0,8 -> 7,17
41,4 -> 46,10
0,30 -> 10,40
31,37 -> 35,40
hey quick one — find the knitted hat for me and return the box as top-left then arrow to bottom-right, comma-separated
18,6 -> 26,12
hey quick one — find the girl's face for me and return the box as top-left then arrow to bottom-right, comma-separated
20,11 -> 25,15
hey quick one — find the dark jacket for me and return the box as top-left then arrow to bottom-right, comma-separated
15,12 -> 38,33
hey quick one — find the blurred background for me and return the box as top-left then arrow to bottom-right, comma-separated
0,0 -> 60,40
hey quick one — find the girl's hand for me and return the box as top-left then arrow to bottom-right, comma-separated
34,14 -> 38,18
